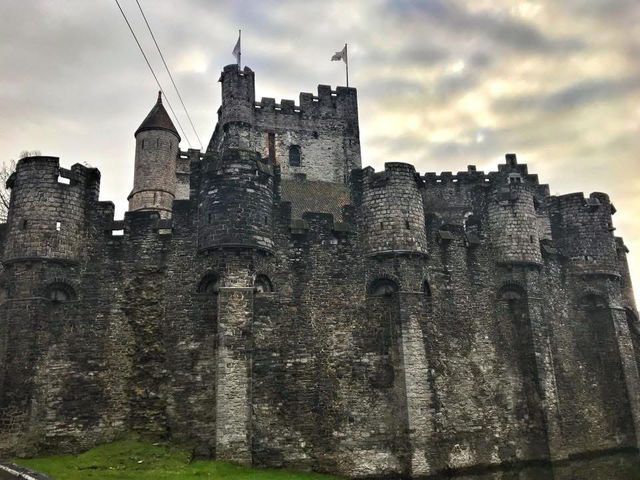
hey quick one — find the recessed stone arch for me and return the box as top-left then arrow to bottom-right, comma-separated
45,281 -> 76,303
497,282 -> 526,302
367,277 -> 399,296
254,274 -> 273,294
197,272 -> 220,294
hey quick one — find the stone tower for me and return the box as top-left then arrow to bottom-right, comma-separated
128,92 -> 180,218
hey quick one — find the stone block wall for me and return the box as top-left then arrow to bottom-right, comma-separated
0,129 -> 638,480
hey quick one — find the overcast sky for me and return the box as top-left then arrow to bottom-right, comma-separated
0,0 -> 638,296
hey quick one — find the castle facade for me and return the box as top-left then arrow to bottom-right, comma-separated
0,64 -> 639,479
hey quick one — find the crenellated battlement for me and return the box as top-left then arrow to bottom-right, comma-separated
423,156 -> 548,192
253,85 -> 357,119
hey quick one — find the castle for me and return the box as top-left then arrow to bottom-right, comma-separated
0,63 -> 639,479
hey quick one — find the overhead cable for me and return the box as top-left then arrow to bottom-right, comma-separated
135,0 -> 204,150
114,0 -> 192,147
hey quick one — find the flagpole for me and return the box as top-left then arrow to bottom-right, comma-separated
238,29 -> 242,68
345,43 -> 349,87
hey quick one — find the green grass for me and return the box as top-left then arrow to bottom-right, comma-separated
13,439 -> 342,480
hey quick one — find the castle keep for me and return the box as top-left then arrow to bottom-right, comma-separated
0,64 -> 639,479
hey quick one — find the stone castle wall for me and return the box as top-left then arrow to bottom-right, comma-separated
1,67 -> 639,479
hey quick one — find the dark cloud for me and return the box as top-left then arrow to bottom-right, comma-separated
384,0 -> 583,53
495,75 -> 640,113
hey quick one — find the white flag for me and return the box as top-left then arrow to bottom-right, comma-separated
331,45 -> 347,63
232,32 -> 241,65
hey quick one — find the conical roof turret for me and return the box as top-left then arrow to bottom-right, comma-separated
135,91 -> 180,140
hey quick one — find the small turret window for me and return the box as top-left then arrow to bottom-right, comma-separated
423,280 -> 432,297
46,283 -> 76,303
56,221 -> 61,231
508,173 -> 523,184
254,275 -> 273,294
289,145 -> 301,167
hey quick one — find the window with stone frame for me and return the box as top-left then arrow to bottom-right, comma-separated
288,145 -> 301,167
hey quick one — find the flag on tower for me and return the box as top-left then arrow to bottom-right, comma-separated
331,44 -> 347,63
232,30 -> 241,66
331,44 -> 349,87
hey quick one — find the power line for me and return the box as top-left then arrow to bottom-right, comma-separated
135,0 -> 204,150
114,0 -> 192,148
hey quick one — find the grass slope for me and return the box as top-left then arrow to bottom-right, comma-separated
14,439 -> 342,480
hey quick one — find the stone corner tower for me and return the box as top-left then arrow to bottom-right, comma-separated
128,91 -> 180,219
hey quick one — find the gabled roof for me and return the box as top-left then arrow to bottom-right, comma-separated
135,91 -> 180,140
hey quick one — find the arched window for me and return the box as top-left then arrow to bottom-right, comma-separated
46,283 -> 76,303
197,274 -> 219,294
368,278 -> 399,296
254,275 -> 273,294
288,145 -> 301,167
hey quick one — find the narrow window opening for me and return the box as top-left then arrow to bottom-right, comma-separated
405,220 -> 410,230
288,145 -> 301,167
380,222 -> 384,230
141,139 -> 145,149
22,219 -> 28,230
264,216 -> 268,225
112,229 -> 124,236
208,213 -> 213,224
268,132 -> 276,164
57,176 -> 71,185
254,275 -> 273,294
56,221 -> 61,231
530,235 -> 534,243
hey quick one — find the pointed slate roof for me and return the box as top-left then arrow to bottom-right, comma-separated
135,91 -> 180,140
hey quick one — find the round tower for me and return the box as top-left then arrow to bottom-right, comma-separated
485,155 -> 542,266
360,162 -> 428,256
198,148 -> 274,253
549,191 -> 619,276
486,185 -> 542,265
128,92 -> 180,219
218,65 -> 255,150
3,156 -> 97,263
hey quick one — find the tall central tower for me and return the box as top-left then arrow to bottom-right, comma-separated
128,92 -> 180,218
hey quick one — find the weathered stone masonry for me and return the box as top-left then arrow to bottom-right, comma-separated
1,63 -> 639,479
